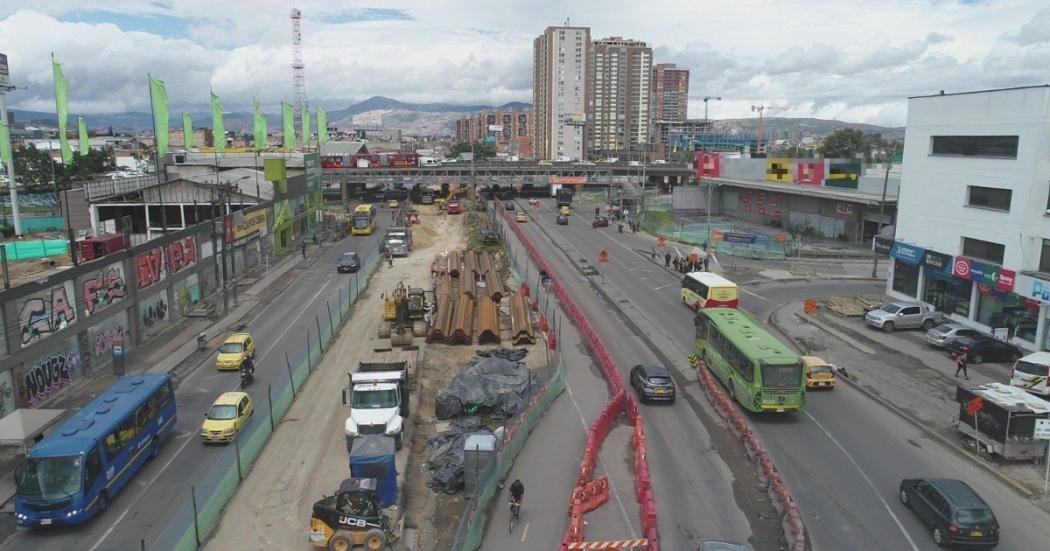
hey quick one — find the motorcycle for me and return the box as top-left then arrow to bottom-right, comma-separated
240,360 -> 254,388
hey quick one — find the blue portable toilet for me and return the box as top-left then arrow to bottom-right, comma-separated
349,435 -> 398,507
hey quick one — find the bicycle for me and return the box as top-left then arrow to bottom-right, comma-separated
508,498 -> 521,533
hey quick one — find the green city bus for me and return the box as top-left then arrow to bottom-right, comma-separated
694,307 -> 805,413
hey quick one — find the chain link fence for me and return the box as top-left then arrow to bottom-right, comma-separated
640,202 -> 792,260
147,245 -> 382,550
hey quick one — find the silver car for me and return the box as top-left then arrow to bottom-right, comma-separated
925,322 -> 984,348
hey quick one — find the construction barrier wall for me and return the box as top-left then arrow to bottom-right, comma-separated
690,355 -> 807,551
496,204 -> 660,551
146,246 -> 383,550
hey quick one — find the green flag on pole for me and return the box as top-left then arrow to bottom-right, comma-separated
282,102 -> 295,149
183,112 -> 195,149
52,58 -> 74,165
253,98 -> 267,152
0,120 -> 12,166
317,107 -> 328,146
149,76 -> 170,157
211,91 -> 225,152
78,117 -> 89,156
301,107 -> 311,149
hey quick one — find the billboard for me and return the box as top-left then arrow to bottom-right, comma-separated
695,152 -> 721,179
488,125 -> 503,132
765,159 -> 794,182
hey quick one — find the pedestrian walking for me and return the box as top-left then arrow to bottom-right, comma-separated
954,353 -> 969,380
664,252 -> 671,267
312,233 -> 319,246
650,248 -> 656,261
385,248 -> 393,268
703,255 -> 710,271
672,257 -> 680,271
300,240 -> 307,259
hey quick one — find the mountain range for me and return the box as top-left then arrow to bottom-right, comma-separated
11,95 -> 902,139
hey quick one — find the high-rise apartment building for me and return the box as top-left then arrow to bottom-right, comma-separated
587,37 -> 652,160
652,63 -> 689,123
534,26 -> 590,160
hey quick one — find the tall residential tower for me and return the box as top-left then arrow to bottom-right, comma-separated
533,25 -> 591,160
587,37 -> 652,160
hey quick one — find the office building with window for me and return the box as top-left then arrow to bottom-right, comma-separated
887,85 -> 1050,352
587,37 -> 652,161
534,26 -> 590,160
652,63 -> 689,123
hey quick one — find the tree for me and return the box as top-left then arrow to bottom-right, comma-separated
10,144 -> 118,191
12,144 -> 56,187
786,223 -> 820,257
820,128 -> 865,159
449,141 -> 496,160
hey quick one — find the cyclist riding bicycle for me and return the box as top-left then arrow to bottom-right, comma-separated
509,479 -> 524,508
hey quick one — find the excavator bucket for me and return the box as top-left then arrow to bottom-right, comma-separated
391,330 -> 413,347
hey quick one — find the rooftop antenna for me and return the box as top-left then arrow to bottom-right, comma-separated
564,17 -> 570,26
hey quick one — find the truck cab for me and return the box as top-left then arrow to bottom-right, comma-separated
343,365 -> 408,451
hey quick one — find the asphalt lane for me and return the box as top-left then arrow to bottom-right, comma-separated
2,212 -> 391,550
512,203 -> 757,549
520,199 -> 1050,550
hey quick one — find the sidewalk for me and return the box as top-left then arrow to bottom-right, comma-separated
0,241 -> 331,509
770,300 -> 1049,497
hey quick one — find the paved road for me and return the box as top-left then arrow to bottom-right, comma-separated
519,199 -> 1050,551
2,213 -> 391,550
506,202 -> 776,550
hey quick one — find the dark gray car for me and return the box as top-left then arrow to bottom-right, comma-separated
336,252 -> 360,273
630,364 -> 676,403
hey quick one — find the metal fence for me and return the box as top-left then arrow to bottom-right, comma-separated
640,203 -> 791,260
146,246 -> 382,550
449,214 -> 567,551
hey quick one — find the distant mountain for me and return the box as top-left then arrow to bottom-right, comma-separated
716,117 -> 905,140
11,95 -> 533,134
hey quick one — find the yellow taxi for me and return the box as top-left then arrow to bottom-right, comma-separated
515,211 -> 528,223
387,199 -> 400,209
200,392 -> 254,443
560,206 -> 571,216
802,356 -> 836,390
215,333 -> 256,371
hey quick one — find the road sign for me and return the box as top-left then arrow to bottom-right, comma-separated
1035,419 -> 1050,440
965,397 -> 984,417
598,250 -> 608,265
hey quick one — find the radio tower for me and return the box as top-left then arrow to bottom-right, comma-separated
291,8 -> 307,145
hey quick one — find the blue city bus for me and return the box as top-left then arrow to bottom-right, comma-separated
14,373 -> 176,526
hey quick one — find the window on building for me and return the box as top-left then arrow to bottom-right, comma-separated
961,237 -> 1005,264
966,186 -> 1012,211
892,259 -> 921,297
1039,239 -> 1050,273
930,135 -> 1018,158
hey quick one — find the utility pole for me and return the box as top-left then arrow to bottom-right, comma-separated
0,56 -> 23,236
871,144 -> 898,279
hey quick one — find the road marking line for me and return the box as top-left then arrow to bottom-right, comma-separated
521,522 -> 529,542
805,410 -> 920,551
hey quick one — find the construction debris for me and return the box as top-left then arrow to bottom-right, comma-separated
434,349 -> 539,420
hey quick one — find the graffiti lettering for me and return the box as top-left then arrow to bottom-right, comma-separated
136,249 -> 164,289
19,287 -> 77,346
165,236 -> 197,275
22,351 -> 82,407
141,297 -> 168,329
94,325 -> 125,358
83,267 -> 126,315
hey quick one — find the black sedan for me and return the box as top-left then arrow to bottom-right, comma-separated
592,216 -> 609,228
336,252 -> 361,273
556,215 -> 569,225
899,478 -> 999,547
504,201 -> 515,211
629,364 -> 676,402
946,335 -> 1022,364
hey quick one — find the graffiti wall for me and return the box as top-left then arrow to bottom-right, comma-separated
173,274 -> 201,318
88,311 -> 128,362
18,280 -> 77,348
18,337 -> 83,407
81,262 -> 127,317
139,291 -> 170,336
136,235 -> 198,290
0,369 -> 14,418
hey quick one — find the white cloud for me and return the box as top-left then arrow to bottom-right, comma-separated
0,0 -> 1046,127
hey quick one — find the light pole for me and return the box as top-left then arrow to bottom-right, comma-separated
871,144 -> 899,279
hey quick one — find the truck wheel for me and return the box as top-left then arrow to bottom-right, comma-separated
328,532 -> 354,551
345,436 -> 355,453
363,529 -> 388,550
394,432 -> 403,450
922,319 -> 935,331
882,322 -> 895,333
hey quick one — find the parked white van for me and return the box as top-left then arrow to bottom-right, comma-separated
1010,351 -> 1050,396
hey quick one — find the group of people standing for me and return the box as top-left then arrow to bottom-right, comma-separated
663,250 -> 709,273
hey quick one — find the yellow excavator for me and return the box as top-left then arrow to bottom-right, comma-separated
378,283 -> 428,345
436,184 -> 468,211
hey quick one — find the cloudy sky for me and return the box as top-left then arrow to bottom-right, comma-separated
1,0 -> 1047,126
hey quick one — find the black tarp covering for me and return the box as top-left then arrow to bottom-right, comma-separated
426,417 -> 492,494
434,349 -> 538,420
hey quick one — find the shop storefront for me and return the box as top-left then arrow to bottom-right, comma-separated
889,242 -> 925,298
921,251 -> 971,317
1013,273 -> 1050,351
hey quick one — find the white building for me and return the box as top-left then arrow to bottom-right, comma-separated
888,85 -> 1050,352
533,26 -> 590,161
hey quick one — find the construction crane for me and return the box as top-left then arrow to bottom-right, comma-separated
750,105 -> 787,156
701,96 -> 721,123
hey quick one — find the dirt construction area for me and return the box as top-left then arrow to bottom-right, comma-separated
204,204 -> 546,550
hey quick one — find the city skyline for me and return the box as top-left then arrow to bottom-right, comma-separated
0,1 -> 1046,126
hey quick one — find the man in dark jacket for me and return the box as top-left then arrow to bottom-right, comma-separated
664,252 -> 671,267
